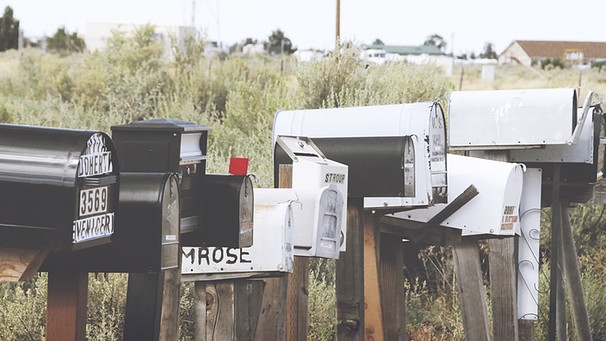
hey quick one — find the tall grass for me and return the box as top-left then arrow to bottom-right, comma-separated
1,25 -> 606,340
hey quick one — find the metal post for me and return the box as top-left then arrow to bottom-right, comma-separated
548,164 -> 562,341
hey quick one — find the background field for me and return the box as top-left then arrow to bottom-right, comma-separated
1,27 -> 606,340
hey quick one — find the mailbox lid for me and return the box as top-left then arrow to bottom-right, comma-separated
449,88 -> 577,149
111,118 -> 212,172
0,124 -> 118,251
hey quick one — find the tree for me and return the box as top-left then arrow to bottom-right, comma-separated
264,29 -> 296,55
372,38 -> 384,46
479,42 -> 498,59
46,27 -> 86,55
423,34 -> 447,52
0,6 -> 19,51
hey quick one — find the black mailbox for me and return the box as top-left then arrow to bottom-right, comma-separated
0,124 -> 118,251
110,118 -> 211,245
41,172 -> 181,272
201,174 -> 254,247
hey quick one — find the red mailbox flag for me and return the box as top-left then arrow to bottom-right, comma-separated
229,157 -> 248,175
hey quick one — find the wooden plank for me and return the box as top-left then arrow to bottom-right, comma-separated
46,271 -> 88,341
206,282 -> 235,340
488,237 -> 519,339
336,198 -> 365,340
159,268 -> 181,341
255,277 -> 287,340
452,239 -> 490,341
363,211 -> 384,341
561,204 -> 593,340
194,282 -> 207,341
235,280 -> 266,340
379,233 -> 407,340
286,257 -> 309,341
0,248 -> 48,282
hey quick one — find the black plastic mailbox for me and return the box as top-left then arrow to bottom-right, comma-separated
0,124 -> 119,251
42,172 -> 181,272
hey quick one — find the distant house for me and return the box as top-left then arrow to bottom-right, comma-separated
361,44 -> 452,74
499,40 -> 606,66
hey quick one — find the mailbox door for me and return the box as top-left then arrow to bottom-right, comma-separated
41,173 -> 180,273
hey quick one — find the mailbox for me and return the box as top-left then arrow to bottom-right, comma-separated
388,154 -> 526,237
110,118 -> 216,246
201,174 -> 254,247
42,172 -> 181,272
272,102 -> 448,209
182,200 -> 293,278
450,89 -> 604,204
0,124 -> 118,251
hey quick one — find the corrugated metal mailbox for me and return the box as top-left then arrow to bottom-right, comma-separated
272,102 -> 447,209
0,124 -> 118,251
449,89 -> 604,203
43,172 -> 181,272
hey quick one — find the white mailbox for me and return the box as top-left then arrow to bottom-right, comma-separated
449,88 -> 578,149
388,154 -> 526,236
272,102 -> 448,209
450,89 -> 603,204
264,135 -> 348,258
181,201 -> 293,279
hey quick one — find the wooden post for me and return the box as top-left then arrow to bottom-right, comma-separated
286,257 -> 310,341
363,212 -> 384,341
336,198 -> 365,340
452,239 -> 490,341
548,164 -> 565,341
484,150 -> 519,341
194,282 -> 207,341
46,271 -> 88,341
123,269 -> 181,341
561,204 -> 592,340
379,232 -> 407,340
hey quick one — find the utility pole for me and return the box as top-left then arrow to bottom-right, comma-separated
335,0 -> 340,51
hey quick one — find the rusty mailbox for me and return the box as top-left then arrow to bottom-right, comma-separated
272,102 -> 448,209
0,124 -> 118,251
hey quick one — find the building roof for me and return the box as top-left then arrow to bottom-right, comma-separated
365,44 -> 444,56
510,40 -> 606,59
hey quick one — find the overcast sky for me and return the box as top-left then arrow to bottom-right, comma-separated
2,0 -> 604,55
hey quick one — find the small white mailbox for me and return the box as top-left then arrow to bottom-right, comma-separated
267,136 -> 348,258
181,201 -> 293,279
272,102 -> 448,209
388,154 -> 526,236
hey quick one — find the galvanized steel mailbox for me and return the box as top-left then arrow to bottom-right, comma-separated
0,124 -> 118,251
42,172 -> 181,272
388,154 -> 526,237
272,102 -> 448,209
450,89 -> 604,203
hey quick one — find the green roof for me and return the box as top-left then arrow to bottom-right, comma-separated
364,44 -> 444,55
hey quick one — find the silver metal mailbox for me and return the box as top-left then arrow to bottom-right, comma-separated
272,102 -> 447,209
0,124 -> 118,251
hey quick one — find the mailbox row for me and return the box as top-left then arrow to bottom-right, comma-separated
0,87 -> 603,280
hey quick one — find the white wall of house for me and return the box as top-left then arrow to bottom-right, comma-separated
499,42 -> 532,66
85,22 -> 197,59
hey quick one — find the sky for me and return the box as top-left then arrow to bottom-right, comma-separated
2,0 -> 605,55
